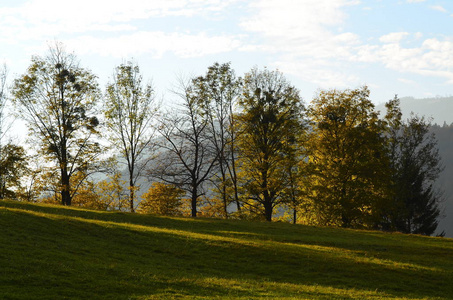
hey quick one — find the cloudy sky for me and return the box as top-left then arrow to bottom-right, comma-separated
1,0 -> 452,105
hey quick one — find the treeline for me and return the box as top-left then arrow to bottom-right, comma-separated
0,43 -> 443,235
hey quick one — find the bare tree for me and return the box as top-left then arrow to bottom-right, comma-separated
191,62 -> 242,217
150,77 -> 218,217
0,64 -> 11,142
104,61 -> 159,212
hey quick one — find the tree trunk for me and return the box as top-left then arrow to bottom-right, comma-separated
191,189 -> 197,217
129,179 -> 135,213
61,171 -> 71,206
264,197 -> 273,222
222,181 -> 228,218
229,137 -> 241,212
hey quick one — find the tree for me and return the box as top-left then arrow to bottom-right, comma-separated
0,143 -> 28,199
104,61 -> 159,212
33,167 -> 61,204
71,173 -> 100,209
191,62 -> 242,217
11,42 -> 101,206
151,77 -> 218,217
0,64 -> 12,143
382,98 -> 443,235
0,65 -> 25,199
95,172 -> 129,211
305,86 -> 389,228
236,67 -> 305,221
138,182 -> 185,216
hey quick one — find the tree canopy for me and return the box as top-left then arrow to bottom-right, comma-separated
3,44 -> 446,235
11,43 -> 101,205
104,61 -> 159,212
237,67 -> 305,221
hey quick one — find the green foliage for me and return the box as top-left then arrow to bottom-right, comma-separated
237,67 -> 305,221
1,200 -> 453,299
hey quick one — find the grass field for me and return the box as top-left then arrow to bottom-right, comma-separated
0,200 -> 452,299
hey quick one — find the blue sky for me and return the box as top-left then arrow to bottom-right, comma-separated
1,0 -> 452,106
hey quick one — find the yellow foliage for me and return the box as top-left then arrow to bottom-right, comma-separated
138,182 -> 185,216
94,173 -> 128,211
199,197 -> 226,219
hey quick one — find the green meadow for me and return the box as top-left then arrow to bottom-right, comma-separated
0,200 -> 452,299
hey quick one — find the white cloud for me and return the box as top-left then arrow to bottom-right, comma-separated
64,31 -> 242,59
240,0 -> 361,87
398,78 -> 416,85
414,32 -> 424,40
0,0 -> 239,42
239,0 -> 453,90
278,57 -> 360,88
430,5 -> 448,13
406,0 -> 426,3
357,35 -> 453,83
379,32 -> 409,44
0,0 -> 242,60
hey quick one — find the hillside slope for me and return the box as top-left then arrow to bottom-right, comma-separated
1,200 -> 452,299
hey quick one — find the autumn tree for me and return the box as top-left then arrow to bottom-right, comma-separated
0,143 -> 28,199
382,98 -> 443,235
305,86 -> 389,228
11,42 -> 101,206
71,173 -> 99,209
104,61 -> 159,212
18,156 -> 41,202
95,172 -> 129,211
236,67 -> 305,221
33,167 -> 61,204
138,182 -> 185,216
151,77 -> 218,217
191,62 -> 242,217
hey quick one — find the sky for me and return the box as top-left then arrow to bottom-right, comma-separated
1,0 -> 453,108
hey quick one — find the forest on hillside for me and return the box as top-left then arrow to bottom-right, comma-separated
430,124 -> 453,236
0,42 -> 446,236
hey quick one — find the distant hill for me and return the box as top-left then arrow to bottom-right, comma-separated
430,124 -> 453,237
1,200 -> 452,299
377,96 -> 453,125
377,96 -> 453,237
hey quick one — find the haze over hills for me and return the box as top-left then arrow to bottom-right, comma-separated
378,96 -> 453,237
133,96 -> 453,236
376,96 -> 453,125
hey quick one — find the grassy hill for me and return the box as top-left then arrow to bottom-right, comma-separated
1,200 -> 452,299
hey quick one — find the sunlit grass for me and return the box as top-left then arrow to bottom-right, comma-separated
1,200 -> 452,299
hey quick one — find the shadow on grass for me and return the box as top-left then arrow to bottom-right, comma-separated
1,200 -> 453,299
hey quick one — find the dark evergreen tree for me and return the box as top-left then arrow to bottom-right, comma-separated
383,98 -> 443,235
